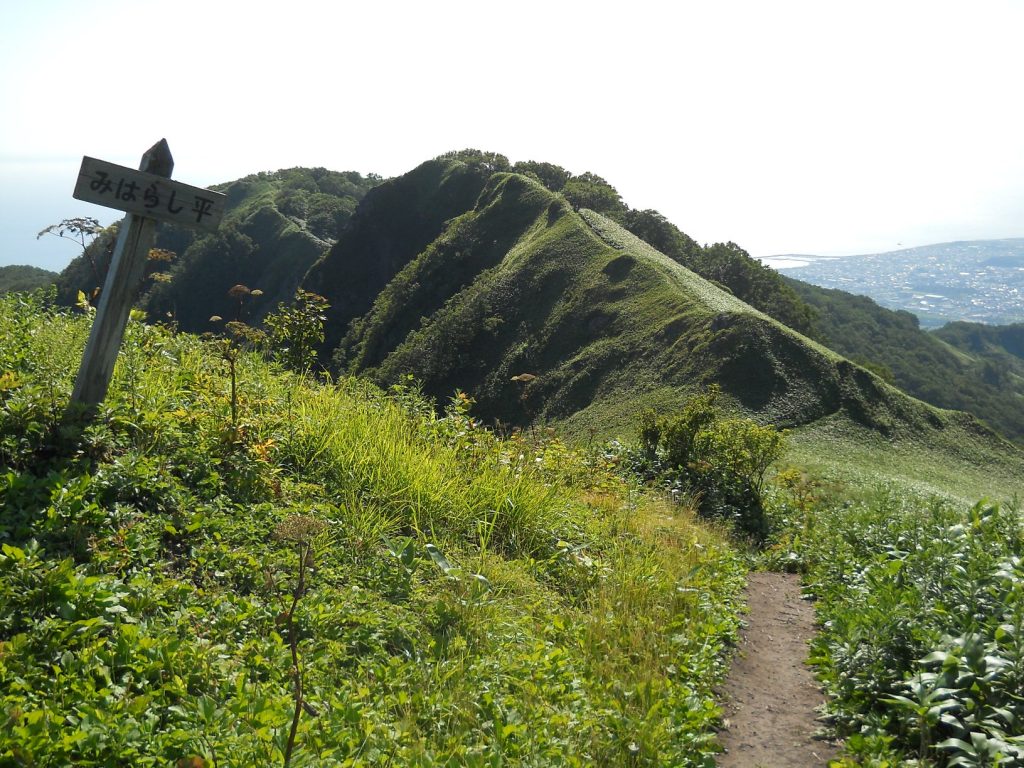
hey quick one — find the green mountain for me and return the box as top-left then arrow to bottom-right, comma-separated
55,167 -> 381,330
934,320 -> 1024,372
49,152 -> 1024,489
0,264 -> 56,294
308,159 -> 1001,454
786,278 -> 1024,443
933,320 -> 1024,404
303,156 -> 494,358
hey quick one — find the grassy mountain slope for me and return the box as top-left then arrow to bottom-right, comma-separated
323,168 -> 1014,490
787,277 -> 1024,443
0,265 -> 56,294
617,210 -> 816,336
934,320 -> 1024,378
786,409 -> 1024,504
303,157 -> 494,358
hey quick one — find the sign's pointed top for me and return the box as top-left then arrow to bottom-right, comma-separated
140,139 -> 174,176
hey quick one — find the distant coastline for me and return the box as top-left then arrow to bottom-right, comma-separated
759,255 -> 840,270
758,239 -> 1024,326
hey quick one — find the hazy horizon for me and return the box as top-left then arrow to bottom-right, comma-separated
4,1 -> 1023,272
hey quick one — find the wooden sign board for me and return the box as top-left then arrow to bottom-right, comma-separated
69,139 -> 227,410
73,156 -> 226,232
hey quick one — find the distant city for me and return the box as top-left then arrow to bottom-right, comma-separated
763,239 -> 1024,328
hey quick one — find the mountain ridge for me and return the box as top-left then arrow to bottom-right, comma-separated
313,161 -> 1010,461
35,152 -> 1024,469
0,264 -> 56,294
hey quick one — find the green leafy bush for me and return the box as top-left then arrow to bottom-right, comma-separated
262,290 -> 329,375
631,386 -> 786,539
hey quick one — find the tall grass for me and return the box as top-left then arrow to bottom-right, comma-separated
263,379 -> 569,559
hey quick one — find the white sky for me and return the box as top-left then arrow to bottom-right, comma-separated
2,0 -> 1023,271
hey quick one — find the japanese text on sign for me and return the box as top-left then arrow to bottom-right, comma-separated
73,156 -> 226,232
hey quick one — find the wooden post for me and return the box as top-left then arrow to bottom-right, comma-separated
70,139 -> 174,408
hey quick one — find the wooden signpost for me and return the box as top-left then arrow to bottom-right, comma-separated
69,139 -> 226,408
73,153 -> 226,233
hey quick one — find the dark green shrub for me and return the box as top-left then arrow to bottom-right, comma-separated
635,386 -> 786,539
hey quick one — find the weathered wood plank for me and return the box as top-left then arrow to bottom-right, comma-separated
73,154 -> 225,232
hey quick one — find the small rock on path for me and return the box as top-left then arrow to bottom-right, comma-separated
716,571 -> 839,767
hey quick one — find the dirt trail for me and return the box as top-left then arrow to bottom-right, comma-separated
716,572 -> 839,767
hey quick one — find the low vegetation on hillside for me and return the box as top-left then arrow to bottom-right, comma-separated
767,481 -> 1024,766
0,265 -> 56,295
0,290 -> 748,766
789,279 -> 1024,445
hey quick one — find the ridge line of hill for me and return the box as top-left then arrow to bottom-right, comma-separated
20,152 -> 1024,469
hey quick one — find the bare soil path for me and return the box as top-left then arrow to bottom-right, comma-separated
716,572 -> 840,767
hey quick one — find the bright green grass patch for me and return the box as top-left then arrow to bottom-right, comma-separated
787,414 -> 1024,504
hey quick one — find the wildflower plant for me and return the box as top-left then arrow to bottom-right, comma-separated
271,513 -> 329,768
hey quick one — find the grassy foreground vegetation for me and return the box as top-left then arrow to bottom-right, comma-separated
5,282 -> 1023,767
0,291 -> 745,767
